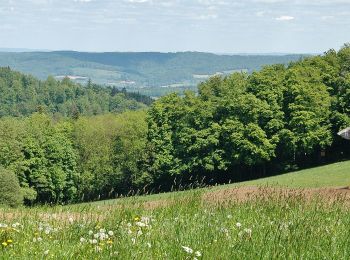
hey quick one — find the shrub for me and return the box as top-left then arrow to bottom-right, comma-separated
21,187 -> 37,205
0,167 -> 23,207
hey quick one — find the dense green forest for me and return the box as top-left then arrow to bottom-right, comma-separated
0,67 -> 152,117
0,51 -> 305,96
0,45 -> 349,206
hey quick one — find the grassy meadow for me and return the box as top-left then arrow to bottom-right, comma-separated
1,161 -> 350,259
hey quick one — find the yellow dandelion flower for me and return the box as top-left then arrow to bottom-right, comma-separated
7,239 -> 13,243
107,240 -> 113,245
134,216 -> 140,222
2,242 -> 8,247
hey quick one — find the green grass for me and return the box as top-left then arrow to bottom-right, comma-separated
232,160 -> 350,188
1,161 -> 350,259
88,160 -> 350,206
1,190 -> 350,259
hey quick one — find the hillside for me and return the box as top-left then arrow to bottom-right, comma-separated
88,160 -> 350,204
234,160 -> 350,188
0,67 -> 151,117
0,51 -> 305,96
2,162 -> 350,259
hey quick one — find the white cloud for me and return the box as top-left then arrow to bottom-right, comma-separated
125,0 -> 151,3
276,15 -> 295,21
193,14 -> 218,20
321,15 -> 334,20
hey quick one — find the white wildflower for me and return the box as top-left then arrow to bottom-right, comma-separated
236,222 -> 242,228
141,216 -> 151,225
88,230 -> 94,235
44,250 -> 49,255
108,231 -> 114,236
37,237 -> 43,242
80,237 -> 86,243
195,251 -> 202,257
182,246 -> 193,254
227,215 -> 232,219
136,222 -> 147,227
244,228 -> 252,236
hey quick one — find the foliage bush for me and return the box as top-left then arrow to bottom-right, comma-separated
0,168 -> 23,207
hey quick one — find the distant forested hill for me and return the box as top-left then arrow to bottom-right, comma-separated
0,67 -> 152,117
0,51 -> 305,96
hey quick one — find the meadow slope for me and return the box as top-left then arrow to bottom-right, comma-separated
1,161 -> 350,259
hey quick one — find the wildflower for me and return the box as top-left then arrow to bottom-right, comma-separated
88,230 -> 94,235
182,246 -> 194,254
68,217 -> 74,223
136,222 -> 147,227
107,240 -> 113,245
12,223 -> 20,228
80,237 -> 86,243
108,231 -> 114,236
37,237 -> 43,242
141,216 -> 151,224
90,239 -> 98,244
147,242 -> 152,248
0,223 -> 8,228
45,229 -> 51,235
244,228 -> 252,236
99,228 -> 106,233
7,239 -> 13,244
195,251 -> 202,257
227,215 -> 232,219
44,250 -> 49,255
236,222 -> 242,228
2,242 -> 8,247
134,216 -> 140,222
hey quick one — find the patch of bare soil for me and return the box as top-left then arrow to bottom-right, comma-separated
203,186 -> 350,206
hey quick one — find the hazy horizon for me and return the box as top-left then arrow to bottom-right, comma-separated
0,0 -> 349,54
0,47 -> 316,55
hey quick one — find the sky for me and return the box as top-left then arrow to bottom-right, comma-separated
0,0 -> 349,53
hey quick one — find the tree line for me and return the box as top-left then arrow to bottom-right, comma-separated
0,45 -> 349,206
0,67 -> 152,118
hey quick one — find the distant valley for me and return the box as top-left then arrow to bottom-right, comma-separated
0,51 -> 306,97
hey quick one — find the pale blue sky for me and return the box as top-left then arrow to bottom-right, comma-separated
0,0 -> 349,53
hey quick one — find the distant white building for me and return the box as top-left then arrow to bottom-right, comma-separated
338,127 -> 350,140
